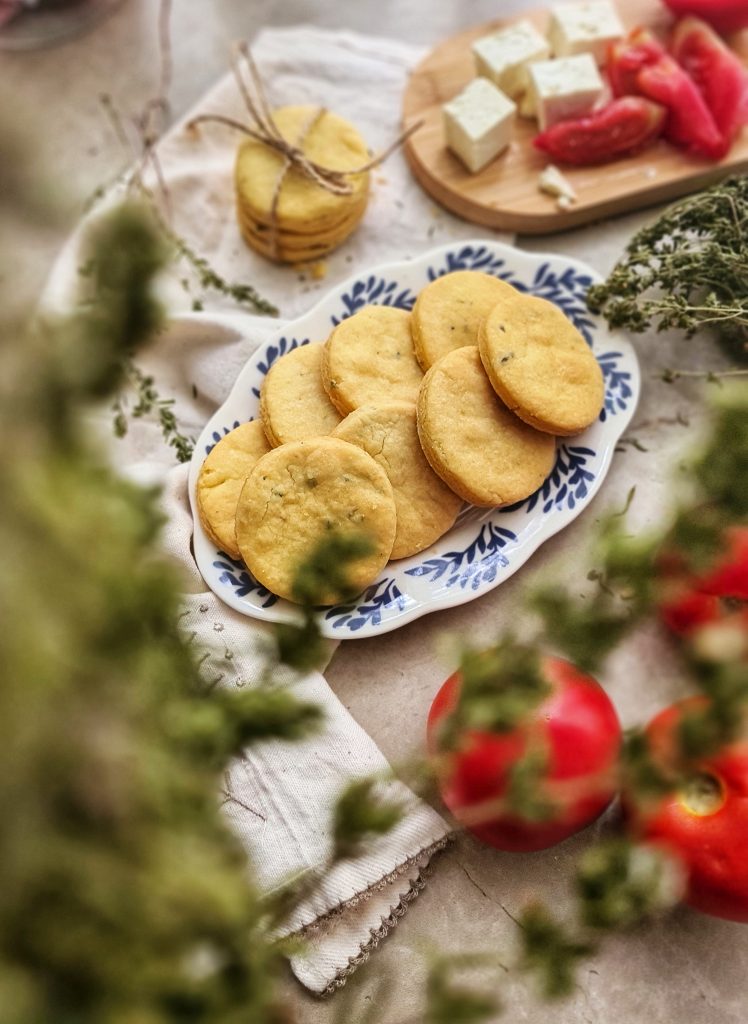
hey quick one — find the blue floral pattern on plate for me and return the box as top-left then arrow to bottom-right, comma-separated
597,351 -> 634,421
212,555 -> 278,608
188,240 -> 640,639
324,578 -> 408,632
405,522 -> 517,591
205,421 -> 242,455
331,276 -> 416,324
250,336 -> 310,399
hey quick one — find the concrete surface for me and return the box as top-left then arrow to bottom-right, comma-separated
2,2 -> 747,1022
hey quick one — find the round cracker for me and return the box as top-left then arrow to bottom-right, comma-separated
321,305 -> 423,416
235,437 -> 397,604
237,192 -> 368,246
332,401 -> 462,559
237,233 -> 332,265
478,294 -> 604,436
411,270 -> 518,370
260,343 -> 342,447
416,347 -> 556,507
237,201 -> 366,264
196,421 -> 271,560
235,106 -> 369,232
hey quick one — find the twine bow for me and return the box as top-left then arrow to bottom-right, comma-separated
188,42 -> 422,258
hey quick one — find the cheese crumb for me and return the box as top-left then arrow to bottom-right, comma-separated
538,164 -> 578,209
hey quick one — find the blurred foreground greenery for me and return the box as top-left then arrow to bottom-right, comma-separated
0,200 -> 314,1023
1,109 -> 746,1022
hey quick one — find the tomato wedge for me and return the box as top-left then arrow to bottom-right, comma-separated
637,53 -> 727,159
607,27 -> 666,97
662,0 -> 748,33
533,96 -> 666,165
671,16 -> 748,150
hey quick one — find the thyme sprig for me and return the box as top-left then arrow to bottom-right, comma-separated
587,176 -> 748,361
112,356 -> 195,463
161,217 -> 279,317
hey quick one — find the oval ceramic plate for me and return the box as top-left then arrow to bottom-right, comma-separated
188,239 -> 640,638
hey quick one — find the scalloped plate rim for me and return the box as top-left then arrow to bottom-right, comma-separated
187,238 -> 640,638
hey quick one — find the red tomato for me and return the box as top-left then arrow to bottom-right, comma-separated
637,53 -> 727,158
624,698 -> 748,922
657,525 -> 748,637
698,526 -> 748,601
662,0 -> 748,33
607,28 -> 667,97
606,25 -> 721,158
426,657 -> 622,852
533,97 -> 666,165
671,16 -> 748,149
659,587 -> 723,635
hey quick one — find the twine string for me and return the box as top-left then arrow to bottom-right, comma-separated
187,43 -> 423,258
239,42 -> 286,146
268,107 -> 327,260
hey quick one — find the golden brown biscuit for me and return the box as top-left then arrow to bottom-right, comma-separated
196,420 -> 271,560
259,343 -> 342,447
236,206 -> 366,264
236,197 -> 367,264
235,437 -> 397,604
416,347 -> 556,507
237,193 -> 368,246
478,294 -> 604,436
332,401 -> 462,559
236,235 -> 329,265
321,305 -> 423,416
234,106 -> 369,233
411,270 -> 518,370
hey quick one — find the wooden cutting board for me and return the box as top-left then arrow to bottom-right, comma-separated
402,0 -> 748,234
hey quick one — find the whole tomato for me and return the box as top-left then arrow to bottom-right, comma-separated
657,525 -> 748,637
624,698 -> 748,922
426,656 -> 622,852
698,526 -> 748,601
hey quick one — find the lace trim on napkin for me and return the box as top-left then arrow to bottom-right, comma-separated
296,834 -> 453,995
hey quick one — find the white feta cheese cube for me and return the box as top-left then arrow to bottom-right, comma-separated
528,53 -> 604,131
443,77 -> 516,174
472,19 -> 551,99
548,1 -> 624,66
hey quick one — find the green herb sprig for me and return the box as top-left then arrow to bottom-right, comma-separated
587,176 -> 748,361
163,219 -> 279,317
437,639 -> 549,753
112,356 -> 195,462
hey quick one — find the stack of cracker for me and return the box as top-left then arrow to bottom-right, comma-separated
196,271 -> 605,604
234,105 -> 371,265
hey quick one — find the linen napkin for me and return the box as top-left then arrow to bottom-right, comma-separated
43,24 -> 514,994
157,455 -> 451,996
121,312 -> 453,996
